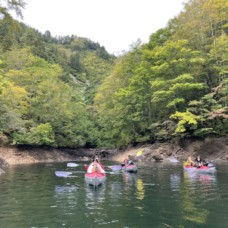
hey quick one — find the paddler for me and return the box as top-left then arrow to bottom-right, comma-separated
87,155 -> 105,173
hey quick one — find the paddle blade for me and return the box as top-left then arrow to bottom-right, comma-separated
168,158 -> 179,163
208,163 -> 215,167
108,165 -> 122,171
67,163 -> 79,167
136,150 -> 143,157
55,171 -> 72,177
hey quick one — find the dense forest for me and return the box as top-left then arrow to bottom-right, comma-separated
0,0 -> 227,149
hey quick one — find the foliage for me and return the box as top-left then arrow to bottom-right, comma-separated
170,111 -> 204,136
0,0 -> 227,149
13,123 -> 55,146
0,51 -> 98,148
94,0 -> 228,147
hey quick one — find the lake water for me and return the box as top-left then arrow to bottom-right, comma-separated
0,161 -> 228,228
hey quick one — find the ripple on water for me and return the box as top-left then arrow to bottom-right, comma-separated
1,162 -> 228,228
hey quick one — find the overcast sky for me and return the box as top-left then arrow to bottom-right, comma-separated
19,0 -> 186,54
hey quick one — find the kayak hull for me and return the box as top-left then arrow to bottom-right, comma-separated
183,165 -> 216,173
84,173 -> 106,186
122,164 -> 137,173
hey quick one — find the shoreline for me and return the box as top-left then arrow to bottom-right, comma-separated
113,137 -> 228,164
0,137 -> 227,168
0,146 -> 116,166
0,147 -> 77,166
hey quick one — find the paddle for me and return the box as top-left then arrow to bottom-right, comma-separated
67,162 -> 79,167
55,170 -> 121,177
168,158 -> 179,163
55,171 -> 73,177
55,170 -> 86,177
107,165 -> 122,171
207,161 -> 215,167
66,162 -> 123,172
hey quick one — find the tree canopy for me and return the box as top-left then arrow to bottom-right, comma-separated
0,0 -> 227,149
94,0 -> 228,147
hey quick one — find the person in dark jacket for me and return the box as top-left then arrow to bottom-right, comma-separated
195,155 -> 203,167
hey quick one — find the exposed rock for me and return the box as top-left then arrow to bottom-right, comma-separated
0,137 -> 227,165
0,158 -> 8,167
152,154 -> 165,161
113,136 -> 228,164
0,146 -> 117,165
0,168 -> 5,174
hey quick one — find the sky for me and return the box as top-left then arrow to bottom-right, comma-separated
18,0 -> 186,55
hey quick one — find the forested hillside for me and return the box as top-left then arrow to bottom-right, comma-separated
0,0 -> 227,149
0,0 -> 115,148
94,0 -> 228,148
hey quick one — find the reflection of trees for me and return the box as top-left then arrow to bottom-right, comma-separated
170,174 -> 181,192
109,181 -> 122,200
84,185 -> 107,225
85,185 -> 106,204
185,171 -> 217,187
55,185 -> 79,207
182,199 -> 209,224
123,172 -> 137,185
181,172 -> 210,224
0,164 -> 76,227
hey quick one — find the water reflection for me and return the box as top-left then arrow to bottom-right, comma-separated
2,163 -> 228,227
181,171 -> 217,225
170,174 -> 181,192
182,200 -> 209,225
55,185 -> 78,194
54,184 -> 79,209
109,181 -> 122,200
184,171 -> 217,186
123,172 -> 137,185
85,184 -> 106,204
84,185 -> 108,225
122,172 -> 145,201
136,178 -> 145,200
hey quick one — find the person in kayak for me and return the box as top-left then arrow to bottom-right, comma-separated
184,156 -> 195,166
194,155 -> 203,167
87,156 -> 105,174
121,155 -> 134,167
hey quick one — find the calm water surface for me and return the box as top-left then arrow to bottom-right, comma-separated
0,161 -> 228,228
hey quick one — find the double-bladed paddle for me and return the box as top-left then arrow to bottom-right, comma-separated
107,165 -> 122,171
55,170 -> 121,177
66,162 -> 123,172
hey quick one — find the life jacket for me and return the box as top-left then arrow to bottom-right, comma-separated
87,161 -> 105,173
123,159 -> 128,165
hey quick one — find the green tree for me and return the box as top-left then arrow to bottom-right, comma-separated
0,63 -> 28,136
170,111 -> 205,137
0,0 -> 25,19
3,50 -> 93,147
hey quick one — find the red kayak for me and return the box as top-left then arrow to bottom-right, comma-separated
84,172 -> 106,186
183,165 -> 216,173
122,164 -> 137,173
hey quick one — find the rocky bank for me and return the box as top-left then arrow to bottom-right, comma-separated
113,137 -> 228,164
0,137 -> 227,172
